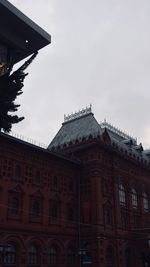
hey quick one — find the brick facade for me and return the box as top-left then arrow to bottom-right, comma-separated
0,133 -> 79,267
0,115 -> 150,267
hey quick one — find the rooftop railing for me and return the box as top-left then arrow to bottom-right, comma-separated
2,130 -> 47,149
100,119 -> 137,144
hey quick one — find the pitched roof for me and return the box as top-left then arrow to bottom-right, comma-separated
48,108 -> 150,165
48,112 -> 101,150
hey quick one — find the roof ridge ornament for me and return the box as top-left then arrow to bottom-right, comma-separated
64,104 -> 92,123
100,119 -> 137,144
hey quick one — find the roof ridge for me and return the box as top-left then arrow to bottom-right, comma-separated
100,120 -> 137,143
63,105 -> 92,124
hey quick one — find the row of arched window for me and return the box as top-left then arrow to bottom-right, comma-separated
106,246 -> 132,266
1,243 -> 131,266
1,244 -> 76,265
8,196 -> 75,222
119,184 -> 149,211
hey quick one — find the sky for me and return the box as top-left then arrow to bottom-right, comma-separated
8,0 -> 150,148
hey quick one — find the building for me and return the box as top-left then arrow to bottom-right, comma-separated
0,129 -> 79,267
1,1 -> 150,266
0,106 -> 150,267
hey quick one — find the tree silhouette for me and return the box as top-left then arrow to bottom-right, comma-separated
0,52 -> 38,133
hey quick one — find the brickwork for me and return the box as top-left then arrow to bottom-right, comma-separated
0,133 -> 80,267
0,130 -> 150,267
59,134 -> 150,267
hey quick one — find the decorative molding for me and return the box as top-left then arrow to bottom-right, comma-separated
64,104 -> 92,123
100,119 -> 137,144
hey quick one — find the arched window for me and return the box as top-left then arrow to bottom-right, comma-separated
67,207 -> 74,222
143,192 -> 149,212
125,248 -> 131,267
106,246 -> 114,266
121,212 -> 128,228
10,197 -> 20,214
104,206 -> 111,225
51,203 -> 59,221
119,184 -> 126,207
3,245 -> 17,264
48,246 -> 57,265
67,248 -> 76,265
15,165 -> 21,178
35,171 -> 41,184
53,176 -> 58,190
131,188 -> 138,208
31,200 -> 40,217
28,245 -> 39,265
69,181 -> 74,192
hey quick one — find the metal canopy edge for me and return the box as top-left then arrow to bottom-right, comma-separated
0,0 -> 51,63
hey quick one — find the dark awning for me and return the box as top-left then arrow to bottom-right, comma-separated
0,0 -> 51,63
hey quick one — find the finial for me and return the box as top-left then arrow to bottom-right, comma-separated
64,105 -> 92,123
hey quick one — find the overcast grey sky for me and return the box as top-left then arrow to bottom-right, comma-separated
9,0 -> 150,148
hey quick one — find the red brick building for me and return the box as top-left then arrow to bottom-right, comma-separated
0,107 -> 150,267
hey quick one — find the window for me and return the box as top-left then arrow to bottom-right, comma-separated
28,245 -> 39,265
125,248 -> 131,267
106,247 -> 114,266
67,248 -> 76,265
133,215 -> 140,228
48,246 -> 57,265
119,184 -> 126,207
15,165 -> 21,178
10,197 -> 20,215
53,176 -> 58,190
131,189 -> 138,209
121,213 -> 128,229
3,245 -> 16,264
67,207 -> 74,222
69,181 -> 74,192
51,203 -> 59,221
143,192 -> 149,212
31,200 -> 40,217
35,171 -> 41,184
103,180 -> 108,194
104,207 -> 111,225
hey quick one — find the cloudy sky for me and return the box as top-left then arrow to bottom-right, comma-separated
9,0 -> 150,148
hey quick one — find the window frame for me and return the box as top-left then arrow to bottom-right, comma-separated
143,192 -> 149,212
31,200 -> 41,218
3,245 -> 17,265
131,188 -> 138,209
104,206 -> 112,225
106,246 -> 114,266
67,248 -> 76,265
48,246 -> 57,265
28,245 -> 39,265
119,184 -> 126,207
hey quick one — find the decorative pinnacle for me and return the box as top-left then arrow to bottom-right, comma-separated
64,104 -> 92,123
100,119 -> 137,143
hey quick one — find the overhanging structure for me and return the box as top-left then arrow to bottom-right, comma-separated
0,0 -> 51,65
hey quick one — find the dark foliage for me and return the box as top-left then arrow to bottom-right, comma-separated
0,52 -> 38,133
